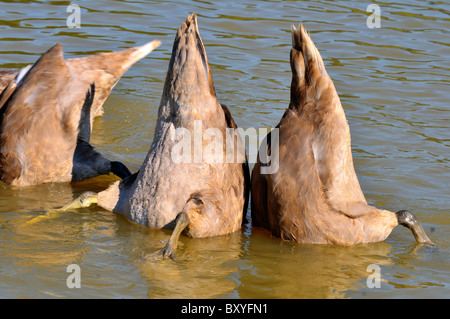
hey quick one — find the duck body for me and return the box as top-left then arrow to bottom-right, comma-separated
0,69 -> 18,93
252,109 -> 397,245
251,24 -> 432,246
97,14 -> 249,239
0,41 -> 160,186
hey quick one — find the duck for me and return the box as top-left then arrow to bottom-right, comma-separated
58,13 -> 250,258
0,40 -> 161,186
250,23 -> 433,246
0,69 -> 18,93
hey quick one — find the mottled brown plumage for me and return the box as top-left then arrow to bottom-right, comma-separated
251,24 -> 433,246
63,14 -> 250,258
0,69 -> 18,93
0,41 -> 160,186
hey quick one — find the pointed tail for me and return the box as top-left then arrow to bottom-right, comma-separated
66,40 -> 161,117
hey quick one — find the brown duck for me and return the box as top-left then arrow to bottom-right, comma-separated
59,14 -> 250,258
0,40 -> 160,186
251,24 -> 433,246
0,69 -> 18,93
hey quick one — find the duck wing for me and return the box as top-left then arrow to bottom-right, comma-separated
289,24 -> 369,218
0,69 -> 18,96
221,103 -> 250,224
0,44 -> 77,185
254,107 -> 331,241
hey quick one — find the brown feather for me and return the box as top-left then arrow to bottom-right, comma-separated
0,41 -> 159,186
0,69 -> 18,94
97,14 -> 249,238
251,24 -> 399,245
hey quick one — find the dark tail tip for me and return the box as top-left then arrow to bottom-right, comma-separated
110,161 -> 132,179
77,83 -> 95,142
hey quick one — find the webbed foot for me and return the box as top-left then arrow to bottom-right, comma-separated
60,191 -> 98,211
26,191 -> 98,225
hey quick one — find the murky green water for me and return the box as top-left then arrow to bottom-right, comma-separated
0,0 -> 448,299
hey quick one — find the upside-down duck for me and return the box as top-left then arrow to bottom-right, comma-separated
59,14 -> 250,258
251,24 -> 433,246
0,40 -> 160,186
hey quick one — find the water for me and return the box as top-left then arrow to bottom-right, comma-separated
0,0 -> 449,299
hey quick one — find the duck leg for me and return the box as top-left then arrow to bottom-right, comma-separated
110,161 -> 132,179
71,83 -> 131,181
60,191 -> 99,211
71,140 -> 131,181
26,191 -> 98,225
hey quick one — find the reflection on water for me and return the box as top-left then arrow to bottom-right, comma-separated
139,231 -> 244,299
0,0 -> 449,298
232,229 -> 396,299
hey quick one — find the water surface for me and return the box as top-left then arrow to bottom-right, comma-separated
0,0 -> 449,299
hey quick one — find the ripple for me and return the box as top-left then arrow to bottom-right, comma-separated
0,0 -> 448,299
